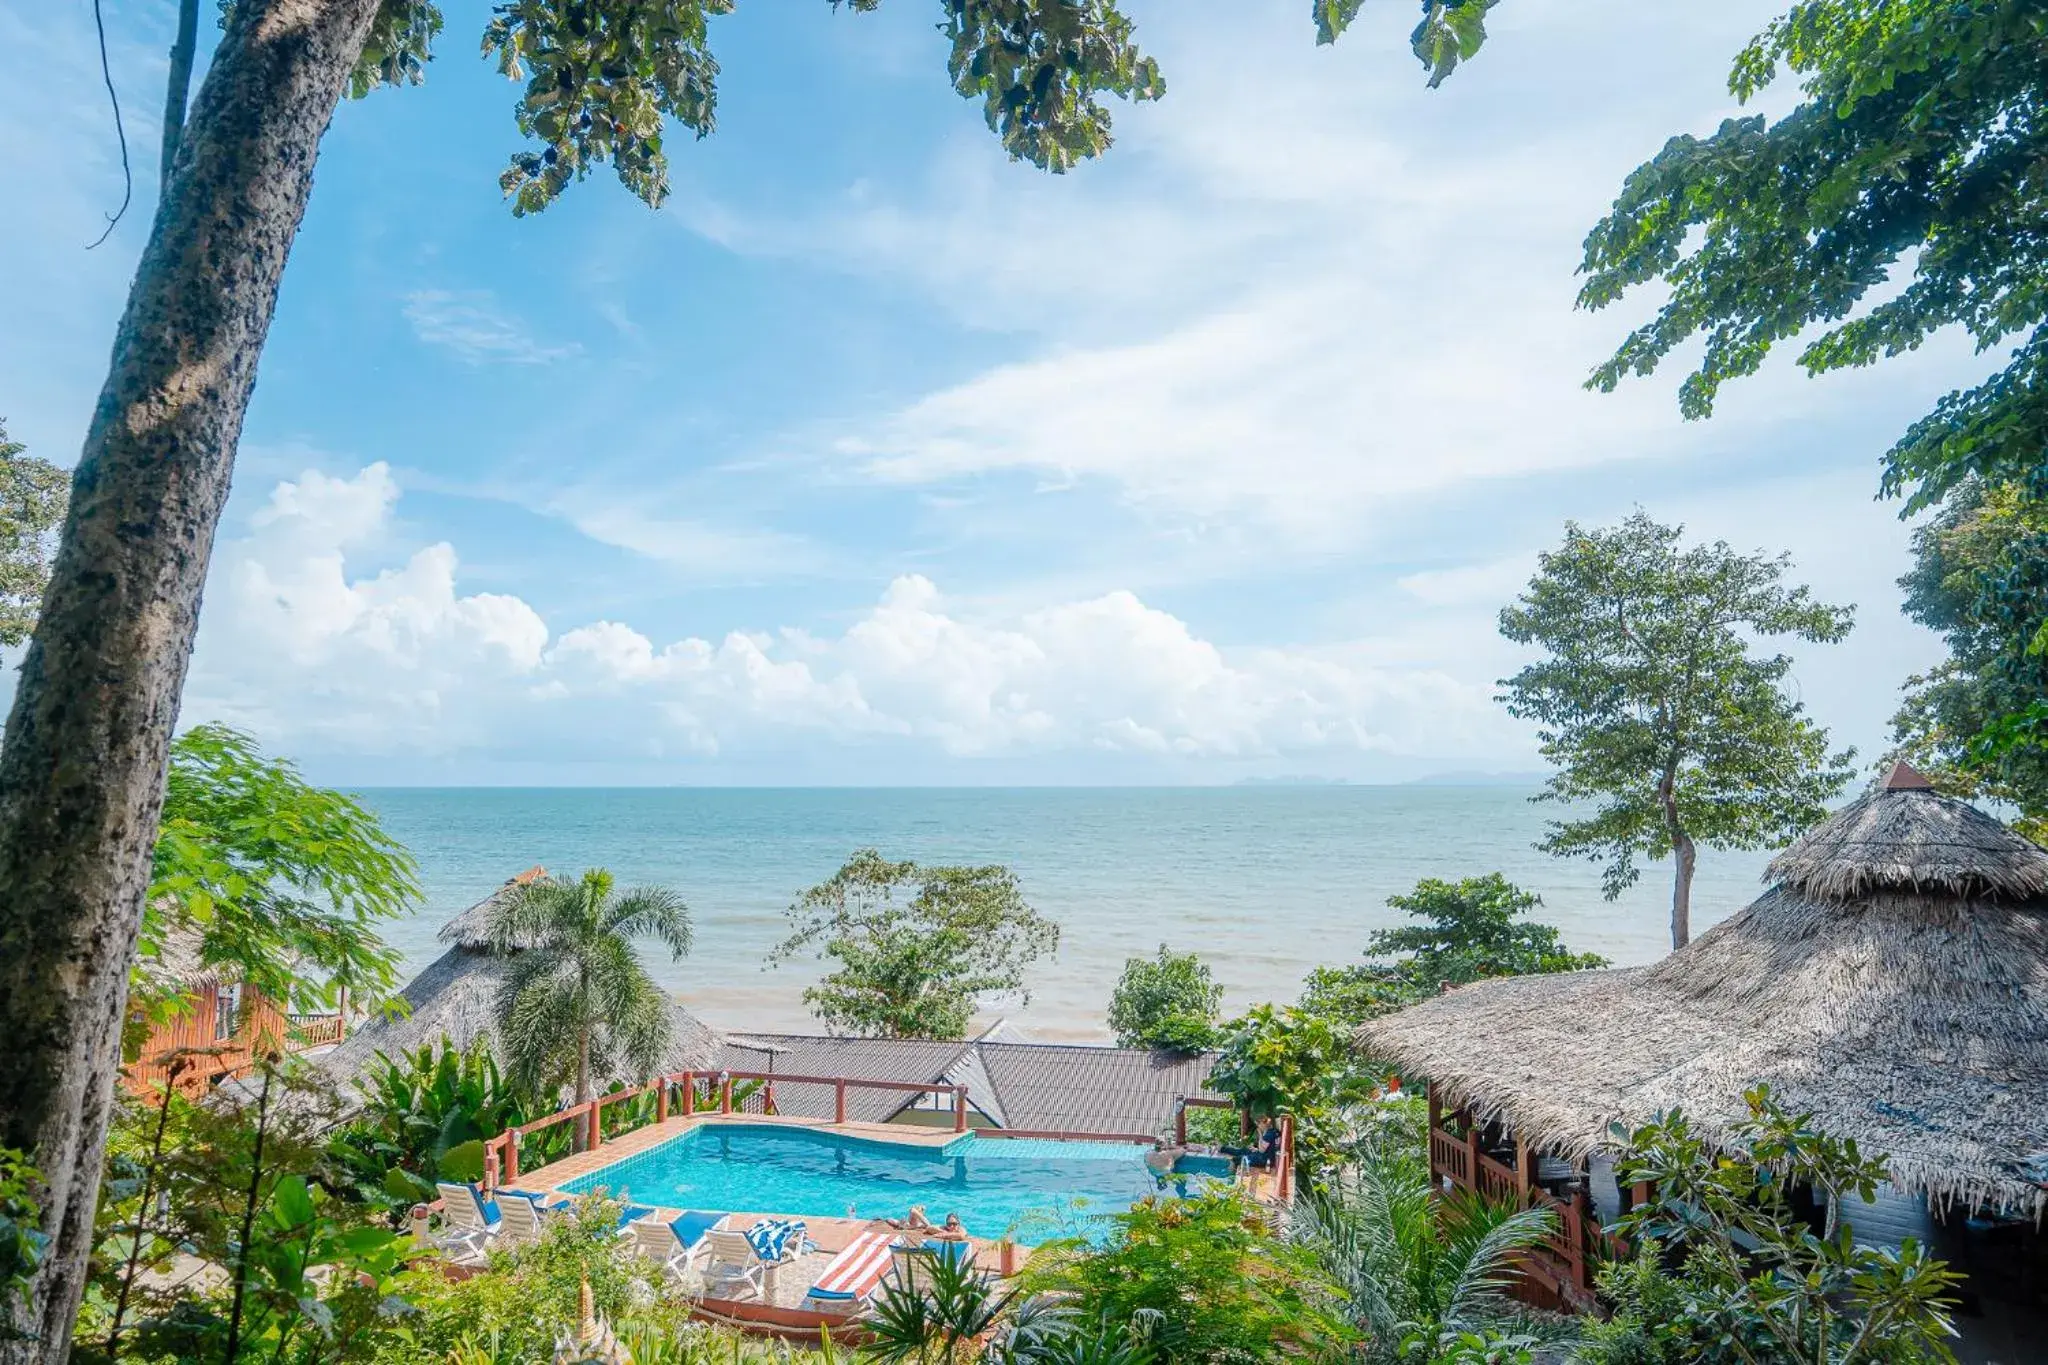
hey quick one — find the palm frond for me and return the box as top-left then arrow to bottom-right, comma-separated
605,884 -> 693,958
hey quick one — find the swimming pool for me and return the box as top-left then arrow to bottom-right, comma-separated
555,1125 -> 1182,1243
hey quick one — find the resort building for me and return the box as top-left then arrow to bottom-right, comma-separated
1359,763 -> 2048,1362
123,927 -> 345,1098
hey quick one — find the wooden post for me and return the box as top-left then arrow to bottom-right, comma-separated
1514,1135 -> 1534,1202
720,1076 -> 733,1115
682,1072 -> 695,1117
656,1079 -> 670,1124
484,1140 -> 500,1195
834,1079 -> 848,1125
1277,1116 -> 1294,1202
503,1133 -> 520,1185
588,1101 -> 603,1151
336,984 -> 348,1041
1174,1099 -> 1187,1147
954,1085 -> 968,1132
999,1240 -> 1017,1276
1462,1108 -> 1480,1191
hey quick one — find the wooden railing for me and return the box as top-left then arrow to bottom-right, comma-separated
1426,1103 -> 1602,1304
1428,1124 -> 1472,1188
483,1068 -> 975,1190
288,1013 -> 346,1047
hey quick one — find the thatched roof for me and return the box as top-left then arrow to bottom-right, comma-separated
437,865 -> 548,949
317,867 -> 723,1102
1358,765 -> 2048,1216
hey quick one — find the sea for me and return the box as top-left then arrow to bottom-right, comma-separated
357,786 -> 1774,1044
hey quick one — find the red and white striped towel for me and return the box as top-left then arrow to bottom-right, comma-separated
805,1231 -> 895,1302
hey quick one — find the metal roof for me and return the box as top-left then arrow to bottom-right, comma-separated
711,1029 -> 1220,1138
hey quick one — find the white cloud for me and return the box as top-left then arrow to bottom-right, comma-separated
402,289 -> 577,366
183,467 -> 1523,769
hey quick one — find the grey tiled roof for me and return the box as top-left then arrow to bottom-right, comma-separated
711,1029 -> 1221,1139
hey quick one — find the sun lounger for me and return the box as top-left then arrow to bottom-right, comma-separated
803,1230 -> 896,1306
629,1210 -> 728,1283
494,1188 -> 570,1244
433,1182 -> 502,1261
699,1219 -> 811,1301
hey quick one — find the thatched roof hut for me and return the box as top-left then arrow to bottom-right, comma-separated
1358,763 -> 2048,1217
318,867 -> 724,1099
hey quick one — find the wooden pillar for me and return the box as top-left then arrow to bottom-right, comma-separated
834,1079 -> 848,1125
1277,1116 -> 1294,1202
954,1085 -> 968,1133
656,1078 -> 670,1123
1514,1135 -> 1534,1201
1174,1099 -> 1187,1147
681,1072 -> 695,1117
720,1076 -> 733,1115
484,1140 -> 500,1195
589,1101 -> 603,1151
336,985 -> 348,1041
503,1133 -> 520,1185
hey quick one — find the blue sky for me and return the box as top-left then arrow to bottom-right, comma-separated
0,1 -> 1993,785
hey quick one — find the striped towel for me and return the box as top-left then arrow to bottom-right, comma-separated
744,1217 -> 806,1261
804,1231 -> 895,1302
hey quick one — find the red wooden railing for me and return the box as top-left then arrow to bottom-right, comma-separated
1426,1102 -> 1605,1303
483,1068 -> 975,1191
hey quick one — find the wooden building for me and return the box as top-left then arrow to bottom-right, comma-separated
1359,763 -> 2048,1361
123,929 -> 345,1099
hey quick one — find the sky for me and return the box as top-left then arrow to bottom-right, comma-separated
0,0 -> 1994,786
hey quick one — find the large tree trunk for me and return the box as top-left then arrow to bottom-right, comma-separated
0,3 -> 379,1357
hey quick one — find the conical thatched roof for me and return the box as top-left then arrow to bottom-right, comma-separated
437,865 -> 549,949
317,868 -> 724,1102
1357,767 -> 2048,1216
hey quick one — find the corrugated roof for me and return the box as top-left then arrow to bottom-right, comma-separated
711,1032 -> 1220,1138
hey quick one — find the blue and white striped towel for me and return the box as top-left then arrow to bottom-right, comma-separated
743,1218 -> 806,1261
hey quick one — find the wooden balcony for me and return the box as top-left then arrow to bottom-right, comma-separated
123,989 -> 346,1099
1426,1094 -> 1609,1312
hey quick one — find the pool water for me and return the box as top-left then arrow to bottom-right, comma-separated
556,1126 -> 1175,1243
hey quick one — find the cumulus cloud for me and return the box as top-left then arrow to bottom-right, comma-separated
182,466 -> 1523,769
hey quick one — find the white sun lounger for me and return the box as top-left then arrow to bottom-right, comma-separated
698,1221 -> 811,1301
433,1182 -> 502,1262
629,1210 -> 729,1284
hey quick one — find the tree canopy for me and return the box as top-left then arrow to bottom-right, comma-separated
1578,0 -> 2048,511
771,849 -> 1059,1040
142,723 -> 418,1016
485,868 -> 692,1105
1499,512 -> 1857,948
1365,874 -> 1607,989
1890,480 -> 2048,843
0,421 -> 68,651
1106,944 -> 1224,1051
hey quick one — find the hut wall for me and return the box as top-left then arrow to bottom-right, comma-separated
1835,1187 -> 1937,1248
124,983 -> 303,1097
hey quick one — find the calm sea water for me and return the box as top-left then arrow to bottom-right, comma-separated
356,787 -> 1772,1043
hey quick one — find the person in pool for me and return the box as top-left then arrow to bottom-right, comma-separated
1145,1138 -> 1189,1178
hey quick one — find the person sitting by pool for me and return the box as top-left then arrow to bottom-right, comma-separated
1220,1116 -> 1284,1170
932,1213 -> 968,1242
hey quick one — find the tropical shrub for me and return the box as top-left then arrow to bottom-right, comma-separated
1585,1088 -> 1965,1365
1293,1142 -> 1564,1364
1107,947 -> 1223,1052
1205,1004 -> 1367,1177
1024,1187 -> 1352,1363
329,1039 -> 534,1211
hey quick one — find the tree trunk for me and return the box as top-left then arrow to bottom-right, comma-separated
0,3 -> 380,1357
1669,830 -> 1696,950
573,1031 -> 592,1152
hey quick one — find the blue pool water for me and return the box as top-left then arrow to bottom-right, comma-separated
557,1126 -> 1169,1243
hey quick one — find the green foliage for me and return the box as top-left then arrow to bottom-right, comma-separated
1890,479 -> 2048,843
1295,1145 -> 1562,1365
142,723 -> 418,1016
772,849 -> 1059,1040
1368,874 -> 1607,991
1592,1087 -> 1965,1365
1205,1003 -> 1365,1177
328,1039 -> 535,1214
486,867 -> 692,1103
0,417 -> 68,649
1106,946 -> 1223,1051
1296,964 -> 1418,1033
1578,0 -> 2048,509
1500,513 -> 1856,945
1025,1188 -> 1351,1363
0,1146 -> 43,1341
76,1064 -> 407,1365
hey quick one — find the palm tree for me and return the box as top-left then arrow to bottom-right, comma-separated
1294,1142 -> 1571,1364
485,868 -> 692,1108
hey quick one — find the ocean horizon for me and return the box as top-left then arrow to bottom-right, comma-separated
357,785 -> 1773,1043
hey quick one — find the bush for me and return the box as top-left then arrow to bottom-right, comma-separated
1107,946 -> 1224,1051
